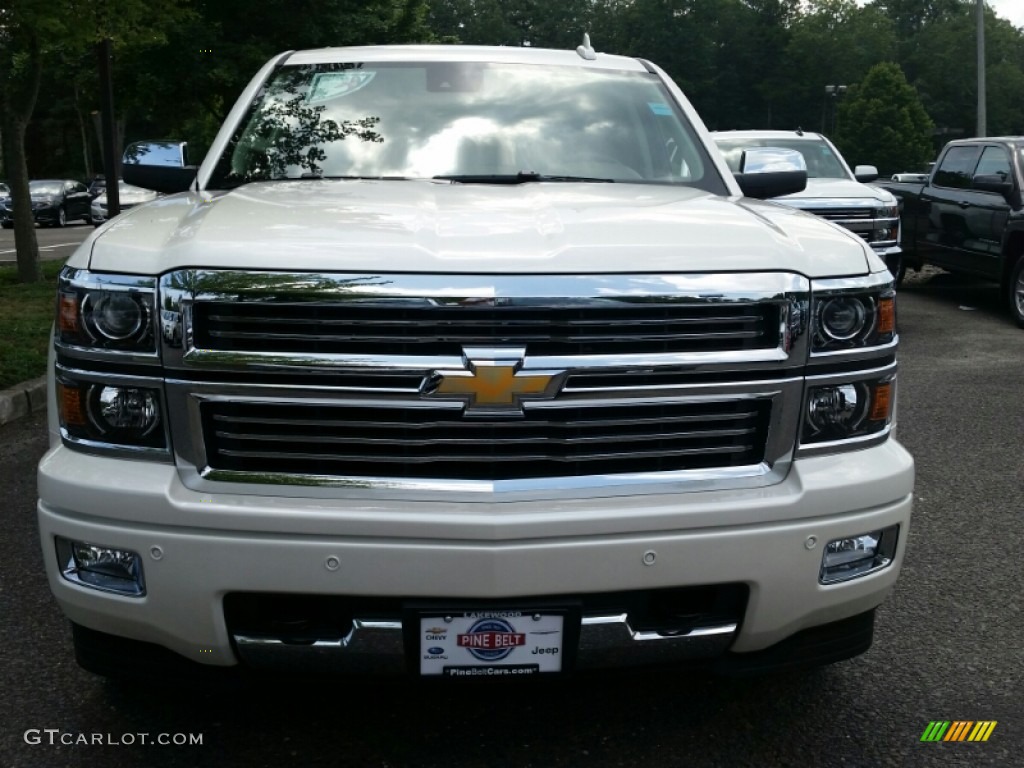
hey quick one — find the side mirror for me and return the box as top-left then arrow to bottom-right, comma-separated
971,174 -> 1013,196
122,140 -> 197,193
733,147 -> 807,199
854,165 -> 879,183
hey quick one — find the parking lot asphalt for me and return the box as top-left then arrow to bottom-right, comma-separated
0,222 -> 91,264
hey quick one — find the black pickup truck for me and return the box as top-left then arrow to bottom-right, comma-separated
878,137 -> 1024,327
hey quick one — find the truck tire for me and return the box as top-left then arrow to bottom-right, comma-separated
71,622 -> 235,685
1010,258 -> 1024,328
886,253 -> 906,287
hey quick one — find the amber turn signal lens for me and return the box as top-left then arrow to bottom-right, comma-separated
870,382 -> 892,421
58,293 -> 80,334
58,383 -> 87,426
877,297 -> 895,335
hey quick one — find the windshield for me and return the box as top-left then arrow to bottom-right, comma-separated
714,137 -> 850,180
30,182 -> 63,196
208,61 -> 725,192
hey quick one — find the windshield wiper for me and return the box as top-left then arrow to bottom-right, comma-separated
433,171 -> 614,184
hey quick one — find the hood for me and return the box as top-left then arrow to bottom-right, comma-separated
780,178 -> 895,205
82,180 -> 872,278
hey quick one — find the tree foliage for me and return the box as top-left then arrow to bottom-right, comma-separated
834,61 -> 934,174
7,0 -> 1024,280
1,0 -> 191,281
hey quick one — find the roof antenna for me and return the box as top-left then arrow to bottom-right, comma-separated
576,33 -> 597,61
796,126 -> 804,136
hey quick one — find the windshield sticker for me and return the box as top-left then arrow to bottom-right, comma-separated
307,72 -> 375,103
648,102 -> 673,116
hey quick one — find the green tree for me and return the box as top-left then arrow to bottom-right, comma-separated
0,0 -> 190,283
1,0 -> 63,283
784,0 -> 897,134
833,61 -> 934,173
116,0 -> 432,158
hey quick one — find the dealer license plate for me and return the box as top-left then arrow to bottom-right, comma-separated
418,610 -> 565,677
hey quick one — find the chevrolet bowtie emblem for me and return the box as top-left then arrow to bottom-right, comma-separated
423,348 -> 565,416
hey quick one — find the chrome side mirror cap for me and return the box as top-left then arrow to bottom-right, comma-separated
733,148 -> 807,199
122,141 -> 197,193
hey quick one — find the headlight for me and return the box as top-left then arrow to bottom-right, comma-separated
57,268 -> 157,357
800,369 -> 895,453
871,204 -> 900,243
58,378 -> 168,453
811,275 -> 895,353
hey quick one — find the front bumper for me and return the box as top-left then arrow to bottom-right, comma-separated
38,440 -> 913,673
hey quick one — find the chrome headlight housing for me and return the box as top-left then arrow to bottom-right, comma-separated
811,274 -> 895,354
57,373 -> 169,457
55,268 -> 167,457
800,368 -> 896,452
870,204 -> 900,244
57,268 -> 158,360
801,272 -> 898,456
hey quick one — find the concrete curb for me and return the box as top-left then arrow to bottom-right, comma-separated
0,376 -> 47,426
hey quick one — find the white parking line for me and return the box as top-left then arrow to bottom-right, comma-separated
0,242 -> 80,255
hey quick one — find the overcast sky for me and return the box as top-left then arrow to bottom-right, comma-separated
854,1 -> 1024,29
987,0 -> 1024,29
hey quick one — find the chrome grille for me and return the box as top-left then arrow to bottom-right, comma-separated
164,271 -> 809,494
192,302 -> 781,357
201,399 -> 773,481
801,207 -> 872,220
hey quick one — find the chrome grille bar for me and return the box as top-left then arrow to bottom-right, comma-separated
200,398 -> 771,481
194,303 -> 777,356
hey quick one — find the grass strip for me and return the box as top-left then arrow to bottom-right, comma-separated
0,261 -> 62,390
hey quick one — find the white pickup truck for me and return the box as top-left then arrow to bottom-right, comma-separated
712,130 -> 904,283
38,42 -> 913,681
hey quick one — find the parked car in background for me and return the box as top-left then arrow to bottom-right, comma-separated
90,180 -> 161,226
878,136 -> 1024,327
1,179 -> 92,228
712,130 -> 904,282
0,183 -> 10,226
87,176 -> 107,199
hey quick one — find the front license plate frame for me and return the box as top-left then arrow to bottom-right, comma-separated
408,602 -> 580,679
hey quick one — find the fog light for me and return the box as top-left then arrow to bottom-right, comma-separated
87,385 -> 159,435
820,526 -> 899,584
56,537 -> 145,596
809,383 -> 864,433
802,375 -> 895,446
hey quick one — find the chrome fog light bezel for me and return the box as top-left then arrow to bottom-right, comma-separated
819,525 -> 899,584
56,537 -> 146,597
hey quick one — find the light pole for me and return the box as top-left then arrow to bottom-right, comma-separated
977,0 -> 986,136
824,85 -> 847,136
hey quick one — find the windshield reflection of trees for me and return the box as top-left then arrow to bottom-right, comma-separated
227,66 -> 383,183
209,64 -> 708,186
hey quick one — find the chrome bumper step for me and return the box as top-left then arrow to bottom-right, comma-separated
233,615 -> 738,674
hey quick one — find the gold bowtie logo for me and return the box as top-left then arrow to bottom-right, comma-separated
424,350 -> 564,416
